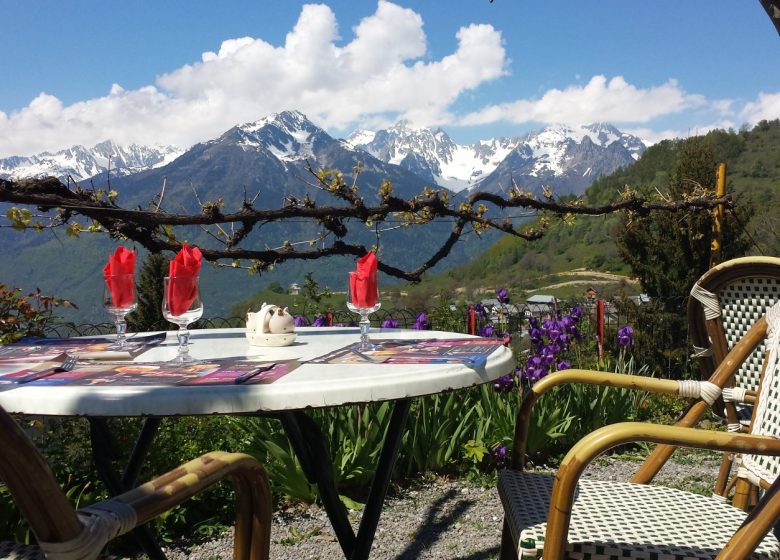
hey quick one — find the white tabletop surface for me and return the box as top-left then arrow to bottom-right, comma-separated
0,327 -> 515,417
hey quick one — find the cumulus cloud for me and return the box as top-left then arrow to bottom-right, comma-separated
741,91 -> 780,124
624,120 -> 738,146
459,75 -> 707,126
0,1 -> 506,157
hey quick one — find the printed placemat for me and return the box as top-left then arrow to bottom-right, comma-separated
307,338 -> 507,366
1,358 -> 298,386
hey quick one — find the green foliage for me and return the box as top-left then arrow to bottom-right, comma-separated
0,285 -> 74,344
613,137 -> 753,375
616,137 -> 751,308
523,352 -> 653,464
126,253 -> 169,333
297,272 -> 332,317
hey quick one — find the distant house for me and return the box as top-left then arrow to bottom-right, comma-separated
526,294 -> 557,315
585,286 -> 599,301
288,283 -> 301,296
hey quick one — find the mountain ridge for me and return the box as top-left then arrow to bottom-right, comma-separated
347,121 -> 646,195
0,140 -> 183,182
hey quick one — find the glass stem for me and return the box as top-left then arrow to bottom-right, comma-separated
114,313 -> 127,348
177,324 -> 191,361
359,313 -> 371,350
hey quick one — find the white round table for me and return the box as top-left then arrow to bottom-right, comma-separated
0,327 -> 516,417
0,327 -> 515,560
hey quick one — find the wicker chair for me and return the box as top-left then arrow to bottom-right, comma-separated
0,405 -> 272,559
498,300 -> 780,559
631,256 -> 780,504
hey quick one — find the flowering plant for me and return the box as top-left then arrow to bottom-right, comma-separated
520,307 -> 583,383
413,312 -> 430,330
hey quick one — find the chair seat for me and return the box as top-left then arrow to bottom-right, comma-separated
498,469 -> 780,559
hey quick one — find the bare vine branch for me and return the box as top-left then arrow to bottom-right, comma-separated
0,172 -> 732,283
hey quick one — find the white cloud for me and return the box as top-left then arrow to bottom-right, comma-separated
0,1 -> 507,157
623,121 -> 737,146
741,91 -> 780,124
459,75 -> 706,126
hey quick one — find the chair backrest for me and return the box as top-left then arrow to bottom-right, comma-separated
0,403 -> 83,543
688,256 -> 780,395
742,300 -> 780,486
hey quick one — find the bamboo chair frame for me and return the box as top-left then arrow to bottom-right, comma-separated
501,313 -> 780,559
631,256 -> 780,499
0,408 -> 272,560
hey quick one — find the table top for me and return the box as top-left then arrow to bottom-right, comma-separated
0,327 -> 515,417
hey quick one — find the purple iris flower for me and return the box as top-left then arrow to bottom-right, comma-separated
492,373 -> 515,393
413,312 -> 429,330
294,316 -> 309,327
547,322 -> 563,341
474,303 -> 488,319
617,325 -> 634,347
526,365 -> 548,382
556,359 -> 571,371
496,288 -> 510,304
570,306 -> 582,321
529,327 -> 543,345
491,443 -> 508,460
479,323 -> 494,337
311,315 -> 327,327
348,321 -> 358,327
382,317 -> 399,329
528,316 -> 538,328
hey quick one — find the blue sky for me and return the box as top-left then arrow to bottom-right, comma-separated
1,1 -> 779,156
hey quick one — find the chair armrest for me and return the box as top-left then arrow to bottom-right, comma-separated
512,317 -> 770,471
510,371 -> 696,469
543,422 -> 780,560
99,452 -> 271,559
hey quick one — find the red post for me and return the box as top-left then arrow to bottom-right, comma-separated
326,311 -> 334,327
467,305 -> 476,335
596,299 -> 605,361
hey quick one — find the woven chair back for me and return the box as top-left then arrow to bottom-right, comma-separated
689,257 -> 780,394
742,301 -> 780,485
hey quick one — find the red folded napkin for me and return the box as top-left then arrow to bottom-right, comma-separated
167,243 -> 203,316
102,247 -> 136,308
349,252 -> 378,308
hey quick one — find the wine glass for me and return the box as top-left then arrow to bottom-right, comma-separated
162,276 -> 204,364
347,272 -> 381,352
102,273 -> 137,350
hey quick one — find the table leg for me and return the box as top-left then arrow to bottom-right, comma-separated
279,398 -> 411,560
89,418 -> 167,560
351,398 -> 410,560
278,412 -> 357,556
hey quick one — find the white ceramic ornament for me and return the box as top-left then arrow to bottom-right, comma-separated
268,307 -> 295,333
246,302 -> 297,346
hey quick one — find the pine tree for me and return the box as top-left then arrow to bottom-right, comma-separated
127,253 -> 169,332
615,137 -> 753,376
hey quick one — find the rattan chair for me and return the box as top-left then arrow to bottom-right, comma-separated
0,405 -> 272,560
632,256 -> 780,504
498,300 -> 780,559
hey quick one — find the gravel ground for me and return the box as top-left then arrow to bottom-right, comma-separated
160,449 -> 723,560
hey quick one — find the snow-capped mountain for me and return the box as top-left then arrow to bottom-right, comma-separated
218,110 -> 338,163
347,121 -> 646,195
0,140 -> 183,182
347,120 -> 520,192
